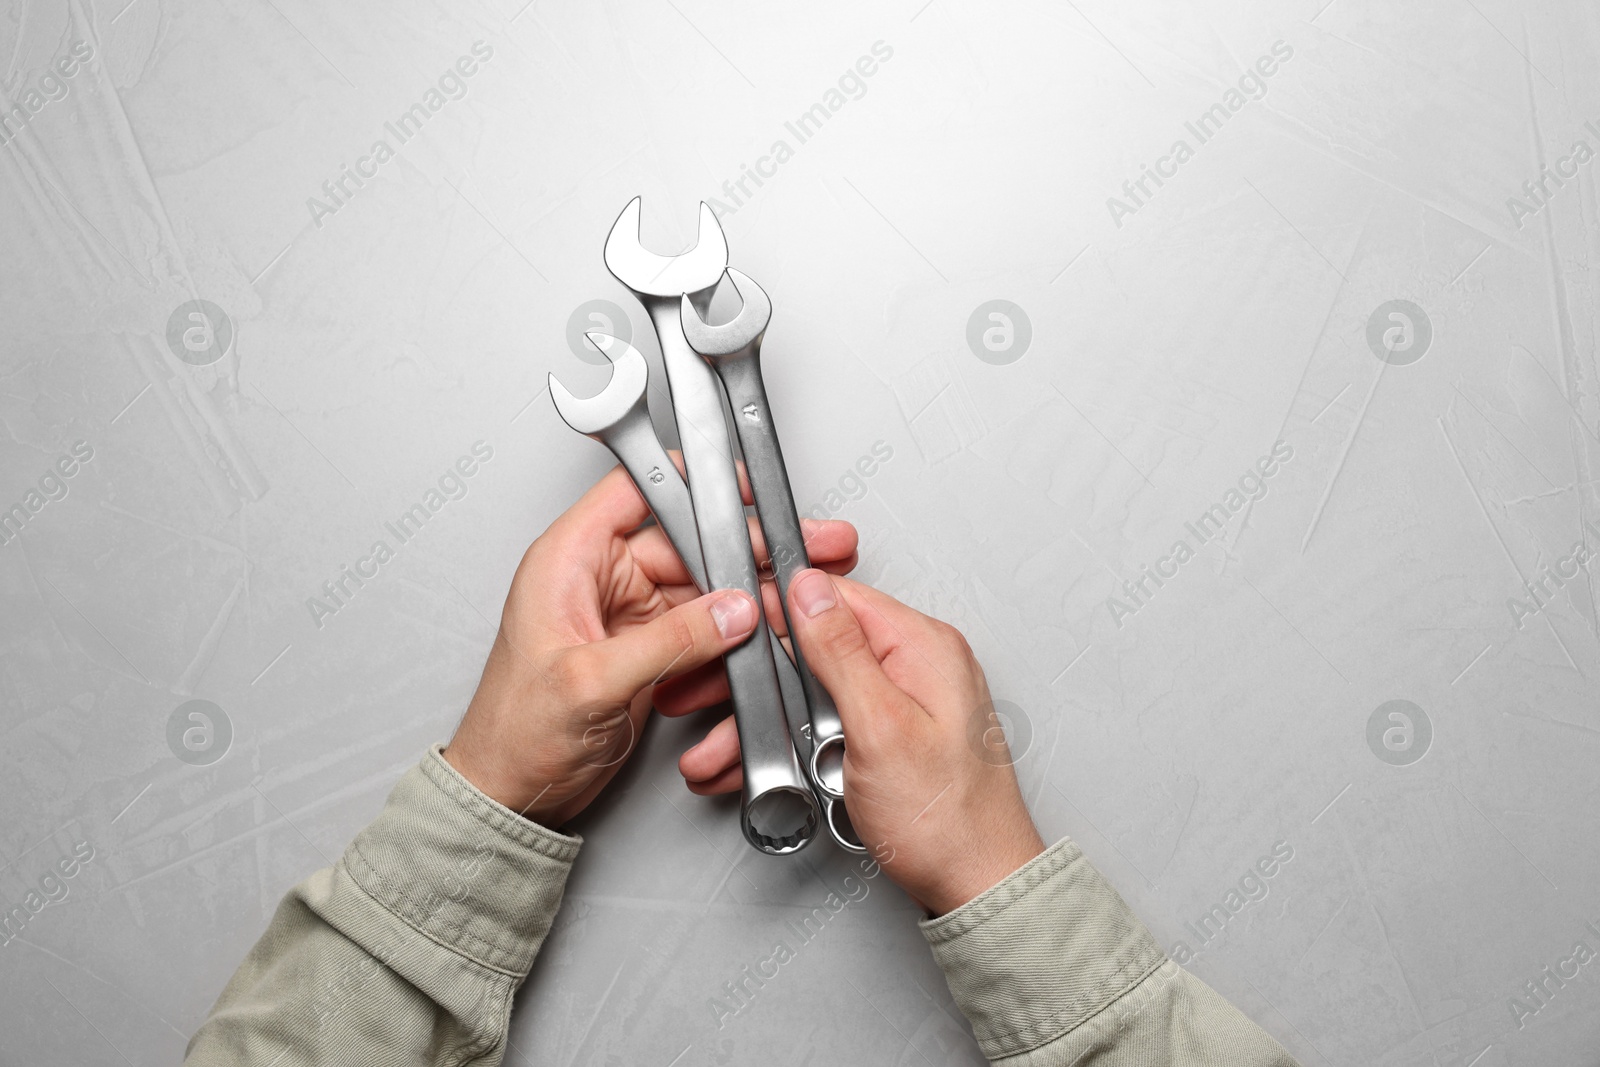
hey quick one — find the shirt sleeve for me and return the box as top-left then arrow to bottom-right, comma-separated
184,744 -> 580,1067
919,838 -> 1300,1067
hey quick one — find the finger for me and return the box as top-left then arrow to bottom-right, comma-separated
623,523 -> 700,589
686,764 -> 743,796
760,552 -> 859,637
679,713 -> 741,781
626,549 -> 847,645
826,576 -> 976,710
759,581 -> 792,638
652,661 -> 730,716
733,455 -> 754,507
770,517 -> 858,568
548,464 -> 654,542
794,518 -> 860,565
829,578 -> 940,654
815,551 -> 859,576
787,570 -> 917,747
561,589 -> 759,708
629,516 -> 859,589
636,576 -> 852,644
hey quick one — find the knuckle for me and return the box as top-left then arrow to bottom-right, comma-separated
931,620 -> 972,659
818,616 -> 872,662
664,610 -> 701,658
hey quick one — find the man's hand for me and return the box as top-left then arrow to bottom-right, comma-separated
680,571 -> 1044,915
444,464 -> 857,828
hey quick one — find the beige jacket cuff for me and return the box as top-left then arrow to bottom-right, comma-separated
919,837 -> 1165,1062
340,744 -> 582,978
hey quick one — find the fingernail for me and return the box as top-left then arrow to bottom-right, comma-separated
711,593 -> 757,638
793,570 -> 836,618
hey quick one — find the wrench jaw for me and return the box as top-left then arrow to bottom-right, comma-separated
604,197 -> 728,299
547,334 -> 651,438
678,268 -> 771,360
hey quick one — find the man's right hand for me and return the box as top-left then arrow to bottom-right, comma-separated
677,571 -> 1045,915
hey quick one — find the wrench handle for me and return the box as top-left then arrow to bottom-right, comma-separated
600,417 -> 813,754
645,299 -> 817,854
608,420 -> 708,588
711,353 -> 847,796
613,426 -> 856,853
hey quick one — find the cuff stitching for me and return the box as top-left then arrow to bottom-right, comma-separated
980,948 -> 1166,1058
916,838 -> 1168,1059
422,746 -> 582,863
920,839 -> 1084,943
343,841 -> 528,976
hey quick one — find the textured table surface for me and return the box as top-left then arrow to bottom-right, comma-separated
2,1 -> 1598,1064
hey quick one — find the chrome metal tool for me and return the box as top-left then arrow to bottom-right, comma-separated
550,333 -> 863,853
548,334 -> 814,774
601,199 -> 817,855
680,270 -> 850,803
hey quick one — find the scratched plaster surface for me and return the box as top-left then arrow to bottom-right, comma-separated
1,0 -> 1597,1064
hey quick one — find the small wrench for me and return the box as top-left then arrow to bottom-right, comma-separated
679,269 -> 850,804
548,334 -> 812,767
603,198 -> 818,855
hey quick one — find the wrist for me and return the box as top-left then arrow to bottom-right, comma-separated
920,827 -> 1046,916
440,736 -> 555,823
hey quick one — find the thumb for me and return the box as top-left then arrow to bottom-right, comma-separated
569,590 -> 759,707
787,570 -> 911,745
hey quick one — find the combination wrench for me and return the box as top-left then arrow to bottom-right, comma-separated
602,198 -> 818,855
549,334 -> 865,853
680,270 -> 853,810
547,335 -> 809,763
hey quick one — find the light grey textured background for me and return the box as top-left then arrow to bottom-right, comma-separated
2,0 -> 1598,1064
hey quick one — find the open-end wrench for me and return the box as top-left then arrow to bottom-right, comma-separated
547,333 -> 813,770
679,269 -> 851,806
603,198 -> 818,855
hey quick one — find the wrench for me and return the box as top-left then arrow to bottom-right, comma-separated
602,197 -> 818,855
680,270 -> 851,805
547,334 -> 811,765
550,334 -> 865,854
